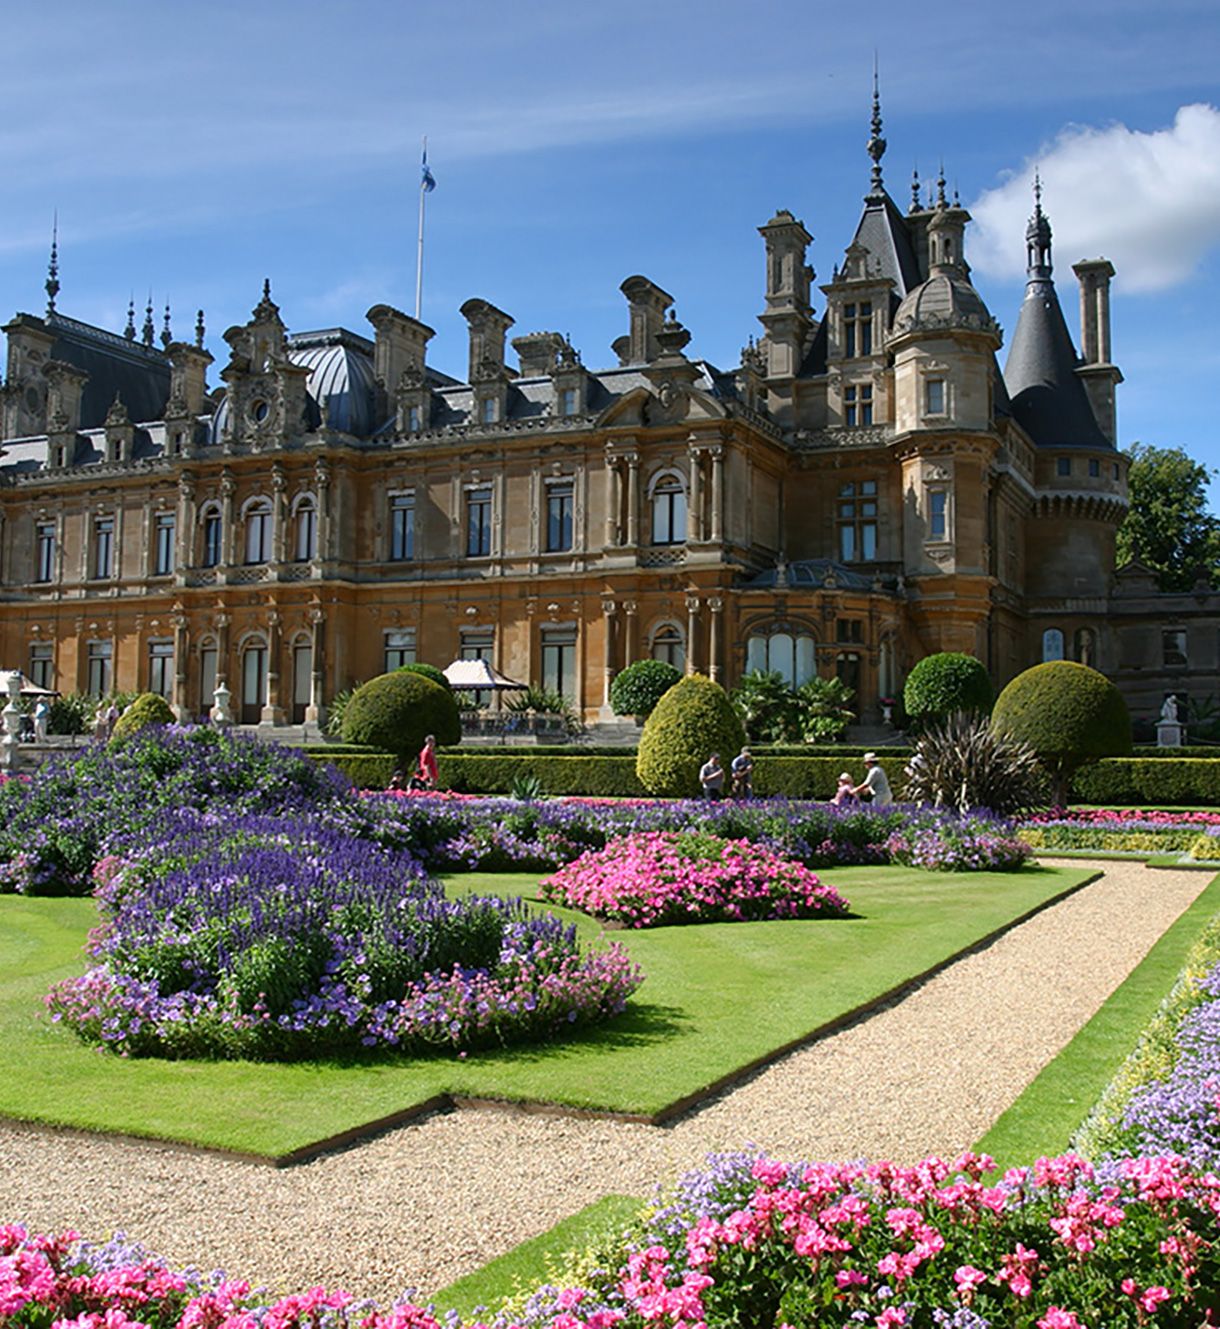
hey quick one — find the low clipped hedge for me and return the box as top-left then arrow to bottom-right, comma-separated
304,750 -> 397,788
1071,758 -> 1220,807
441,754 -> 644,797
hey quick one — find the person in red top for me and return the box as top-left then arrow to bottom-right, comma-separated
415,734 -> 439,790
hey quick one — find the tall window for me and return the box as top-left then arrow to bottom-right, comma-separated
928,489 -> 948,541
745,630 -> 816,688
925,378 -> 946,416
481,397 -> 497,425
86,640 -> 112,697
154,513 -> 175,576
836,652 -> 861,695
838,481 -> 878,561
390,493 -> 415,561
241,643 -> 268,725
541,626 -> 577,702
466,487 -> 492,557
651,476 -> 687,545
384,628 -> 417,672
35,523 -> 55,583
28,643 -> 53,690
1163,629 -> 1188,668
201,509 -> 222,568
1042,628 -> 1065,662
461,629 -> 494,708
244,500 -> 272,564
836,618 -> 863,643
294,498 -> 316,562
199,644 -> 218,718
546,481 -> 574,553
147,640 -> 174,698
843,301 -> 872,357
92,517 -> 114,579
844,384 -> 873,427
651,624 -> 685,672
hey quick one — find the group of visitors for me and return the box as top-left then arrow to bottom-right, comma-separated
387,735 -> 440,792
700,748 -> 893,806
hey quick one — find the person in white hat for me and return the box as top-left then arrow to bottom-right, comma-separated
852,752 -> 893,806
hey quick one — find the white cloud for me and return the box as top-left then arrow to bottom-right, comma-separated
968,104 -> 1220,292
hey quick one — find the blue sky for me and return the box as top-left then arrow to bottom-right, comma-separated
2,0 -> 1217,499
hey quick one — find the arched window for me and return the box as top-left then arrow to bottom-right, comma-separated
293,496 -> 317,562
291,633 -> 312,724
650,474 -> 687,545
1074,627 -> 1096,668
199,504 -> 223,568
243,498 -> 272,565
651,623 -> 685,672
1042,628 -> 1065,662
745,627 -> 817,688
240,636 -> 268,724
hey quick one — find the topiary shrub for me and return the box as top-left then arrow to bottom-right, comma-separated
903,652 -> 993,729
395,661 -> 452,690
340,670 -> 460,770
636,673 -> 746,798
992,660 -> 1132,805
609,659 -> 682,719
110,693 -> 176,746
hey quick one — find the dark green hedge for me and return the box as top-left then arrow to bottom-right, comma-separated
1070,758 -> 1220,807
303,750 -> 396,788
440,754 -> 645,797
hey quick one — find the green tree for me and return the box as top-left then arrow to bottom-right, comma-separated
1115,443 -> 1220,591
637,674 -> 746,797
730,670 -> 801,743
609,659 -> 682,718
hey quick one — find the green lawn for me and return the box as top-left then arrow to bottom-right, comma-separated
0,864 -> 1090,1159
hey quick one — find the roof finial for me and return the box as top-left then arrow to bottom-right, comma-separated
142,293 -> 155,346
195,309 -> 205,349
161,302 -> 172,349
1033,168 -> 1043,212
910,165 -> 921,213
263,277 -> 271,302
936,161 -> 947,208
45,213 -> 60,316
1025,169 -> 1053,278
866,57 -> 886,197
124,297 -> 136,341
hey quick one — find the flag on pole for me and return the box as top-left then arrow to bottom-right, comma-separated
421,144 -> 436,193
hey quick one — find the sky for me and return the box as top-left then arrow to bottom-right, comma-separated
1,0 -> 1217,500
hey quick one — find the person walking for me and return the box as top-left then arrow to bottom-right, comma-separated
414,734 -> 439,791
852,752 -> 893,806
699,751 -> 725,800
32,697 -> 50,743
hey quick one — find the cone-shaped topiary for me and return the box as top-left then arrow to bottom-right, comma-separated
610,658 -> 681,718
341,670 -> 460,770
110,692 -> 176,746
636,673 -> 746,797
991,660 -> 1132,805
903,652 -> 993,729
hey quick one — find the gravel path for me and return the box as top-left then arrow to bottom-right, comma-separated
0,860 -> 1210,1305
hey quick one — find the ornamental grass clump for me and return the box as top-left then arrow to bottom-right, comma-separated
539,830 -> 849,927
46,811 -> 642,1060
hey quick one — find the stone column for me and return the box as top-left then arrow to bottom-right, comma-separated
685,595 -> 700,675
171,614 -> 190,721
220,471 -> 236,566
271,465 -> 287,564
623,600 -> 638,665
315,459 -> 332,562
176,473 -> 196,575
215,613 -> 230,688
604,456 -> 620,547
688,448 -> 704,543
305,609 -> 326,726
710,447 -> 725,543
262,611 -> 284,725
601,598 -> 617,708
707,596 -> 723,684
625,455 -> 640,546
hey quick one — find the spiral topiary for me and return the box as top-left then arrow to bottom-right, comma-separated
609,658 -> 682,718
110,692 -> 176,746
340,670 -> 460,769
903,652 -> 993,729
636,673 -> 746,798
991,660 -> 1131,805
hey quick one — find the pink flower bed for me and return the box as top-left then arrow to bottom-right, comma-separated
1026,808 -> 1220,827
538,830 -> 848,927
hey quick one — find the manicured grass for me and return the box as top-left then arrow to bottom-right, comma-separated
432,1194 -> 643,1319
974,869 -> 1220,1170
0,863 -> 1089,1159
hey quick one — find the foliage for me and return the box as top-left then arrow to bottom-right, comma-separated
1070,757 -> 1220,808
903,651 -> 993,728
46,811 -> 643,1060
509,770 -> 545,802
396,661 -> 452,690
46,691 -> 93,736
440,753 -> 645,797
1116,441 -> 1220,591
794,675 -> 854,742
902,710 -> 1048,815
109,691 -> 176,745
303,748 -> 397,789
324,685 -> 360,737
1019,808 -> 1220,855
504,685 -> 584,736
729,669 -> 801,742
992,660 -> 1132,803
539,830 -> 848,926
340,669 -> 461,765
609,658 -> 681,718
637,674 -> 747,797
886,819 -> 1032,870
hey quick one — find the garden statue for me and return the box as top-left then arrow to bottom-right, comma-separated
1,672 -> 21,771
1157,693 -> 1184,748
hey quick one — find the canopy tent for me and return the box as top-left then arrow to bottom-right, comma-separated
0,670 -> 58,698
442,659 -> 528,692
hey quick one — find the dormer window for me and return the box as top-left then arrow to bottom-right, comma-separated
481,397 -> 498,425
844,301 -> 873,357
407,405 -> 422,433
560,388 -> 577,417
925,379 -> 946,416
844,383 -> 873,427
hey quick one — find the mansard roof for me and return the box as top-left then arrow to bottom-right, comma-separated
849,190 -> 922,300
45,312 -> 171,426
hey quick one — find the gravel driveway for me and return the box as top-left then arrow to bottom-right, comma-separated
0,860 -> 1209,1305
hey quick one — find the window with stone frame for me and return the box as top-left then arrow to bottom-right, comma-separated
650,475 -> 687,545
844,383 -> 873,427
153,513 -> 175,576
837,481 -> 878,561
924,378 -> 946,416
86,640 -> 113,697
244,500 -> 272,565
461,628 -> 495,707
540,626 -> 578,702
843,301 -> 873,357
35,522 -> 56,583
28,642 -> 53,690
147,640 -> 174,698
650,624 -> 685,672
384,628 -> 416,672
390,492 -> 415,561
466,487 -> 493,557
745,629 -> 816,688
293,498 -> 317,562
201,508 -> 223,568
928,488 -> 949,542
92,517 -> 115,580
1163,628 -> 1188,669
545,480 -> 574,553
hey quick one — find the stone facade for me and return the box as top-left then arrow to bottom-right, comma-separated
0,116 -> 1209,733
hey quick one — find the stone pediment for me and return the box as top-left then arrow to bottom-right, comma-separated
596,382 -> 727,430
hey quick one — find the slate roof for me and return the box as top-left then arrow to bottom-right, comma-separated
46,313 -> 171,426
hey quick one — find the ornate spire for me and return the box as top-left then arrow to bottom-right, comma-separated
124,297 -> 136,341
935,161 -> 947,209
45,213 -> 60,316
195,309 -> 206,349
1025,170 -> 1053,278
161,302 -> 172,348
142,294 -> 155,346
909,166 -> 921,214
866,60 -> 886,197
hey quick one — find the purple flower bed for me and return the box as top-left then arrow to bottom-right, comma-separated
539,830 -> 849,927
45,811 -> 642,1060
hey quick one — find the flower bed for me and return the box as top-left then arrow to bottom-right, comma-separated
45,812 -> 642,1060
538,831 -> 849,927
887,822 -> 1031,872
1018,809 -> 1217,856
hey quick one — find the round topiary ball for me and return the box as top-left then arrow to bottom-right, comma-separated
395,661 -> 452,691
992,660 -> 1131,803
610,658 -> 682,719
636,673 -> 746,798
110,692 -> 176,746
903,652 -> 993,726
341,670 -> 461,768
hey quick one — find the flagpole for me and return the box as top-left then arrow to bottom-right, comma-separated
415,135 -> 427,321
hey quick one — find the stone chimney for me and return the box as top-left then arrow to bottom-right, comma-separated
460,298 -> 514,383
1071,258 -> 1122,445
619,276 -> 673,364
512,331 -> 566,377
366,304 -> 434,396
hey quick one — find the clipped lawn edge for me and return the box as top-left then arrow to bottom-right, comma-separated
973,869 -> 1220,1170
0,870 -> 1098,1167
